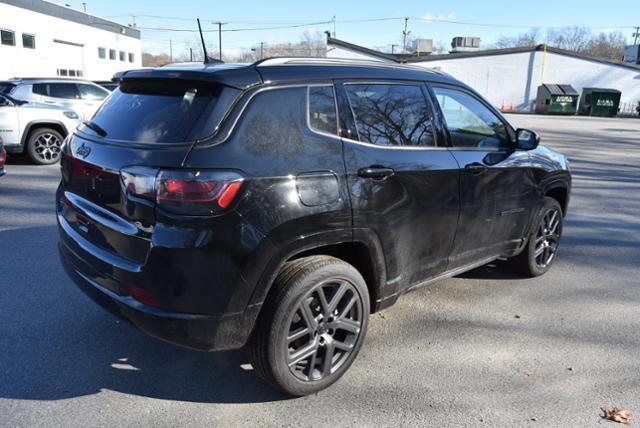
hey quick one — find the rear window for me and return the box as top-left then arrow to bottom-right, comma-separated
83,79 -> 236,144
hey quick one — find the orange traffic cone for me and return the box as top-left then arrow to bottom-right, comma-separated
500,100 -> 505,111
509,101 -> 514,112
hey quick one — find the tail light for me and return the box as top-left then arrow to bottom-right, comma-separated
120,167 -> 244,216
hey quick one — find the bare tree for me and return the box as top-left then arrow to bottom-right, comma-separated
493,26 -> 628,61
584,32 -> 627,61
494,28 -> 542,49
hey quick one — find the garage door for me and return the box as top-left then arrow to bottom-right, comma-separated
52,39 -> 85,77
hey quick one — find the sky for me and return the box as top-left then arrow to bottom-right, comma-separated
70,0 -> 640,57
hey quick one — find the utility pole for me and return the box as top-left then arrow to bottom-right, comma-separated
82,2 -> 86,12
332,15 -> 336,38
213,21 -> 226,60
169,39 -> 173,62
391,44 -> 398,54
633,26 -> 640,45
260,41 -> 264,59
190,47 -> 193,61
130,15 -> 137,28
402,17 -> 410,54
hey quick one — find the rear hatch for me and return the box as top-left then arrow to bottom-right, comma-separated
58,75 -> 245,276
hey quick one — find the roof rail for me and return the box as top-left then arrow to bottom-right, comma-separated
254,57 -> 390,67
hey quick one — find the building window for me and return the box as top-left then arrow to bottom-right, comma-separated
77,70 -> 83,77
69,70 -> 77,77
98,47 -> 106,59
119,51 -> 125,61
1,29 -> 16,46
109,49 -> 116,60
22,33 -> 35,49
128,52 -> 135,63
57,69 -> 68,77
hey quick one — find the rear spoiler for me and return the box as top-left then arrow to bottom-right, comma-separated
113,66 -> 262,90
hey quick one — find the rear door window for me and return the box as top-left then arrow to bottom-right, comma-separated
344,83 -> 435,147
308,85 -> 338,136
82,79 -> 234,144
0,83 -> 15,94
48,83 -> 80,99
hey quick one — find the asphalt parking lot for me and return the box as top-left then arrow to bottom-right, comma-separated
1,114 -> 639,427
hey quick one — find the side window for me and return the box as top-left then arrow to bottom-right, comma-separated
98,47 -> 106,59
344,83 -> 435,147
433,86 -> 509,149
109,49 -> 116,60
32,83 -> 48,96
78,84 -> 109,101
48,83 -> 80,99
308,85 -> 337,136
1,29 -> 15,46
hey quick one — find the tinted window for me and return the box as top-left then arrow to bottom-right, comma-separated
98,47 -> 106,59
128,53 -> 135,63
22,33 -> 35,49
49,83 -> 80,99
32,83 -> 48,96
84,79 -> 228,143
109,49 -> 116,60
433,87 -> 509,148
119,51 -> 126,61
1,30 -> 15,46
345,83 -> 435,147
78,84 -> 108,101
308,86 -> 337,135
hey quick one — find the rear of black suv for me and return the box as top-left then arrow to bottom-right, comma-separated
57,65 -> 352,355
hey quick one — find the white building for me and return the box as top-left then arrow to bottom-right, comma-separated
0,0 -> 142,81
327,37 -> 640,113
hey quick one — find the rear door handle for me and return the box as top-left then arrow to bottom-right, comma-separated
357,166 -> 395,180
464,162 -> 488,174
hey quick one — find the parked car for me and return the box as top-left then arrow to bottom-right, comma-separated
93,80 -> 119,92
57,59 -> 571,396
0,93 -> 81,164
0,136 -> 6,177
0,78 -> 110,120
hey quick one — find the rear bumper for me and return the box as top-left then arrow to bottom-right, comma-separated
59,239 -> 261,352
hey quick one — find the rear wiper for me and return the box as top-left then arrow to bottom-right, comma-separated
82,120 -> 107,137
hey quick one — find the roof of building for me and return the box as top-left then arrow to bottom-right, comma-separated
115,57 -> 459,89
327,37 -> 640,72
1,0 -> 140,39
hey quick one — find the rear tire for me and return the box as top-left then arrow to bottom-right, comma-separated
26,127 -> 64,165
249,256 -> 370,396
510,197 -> 564,277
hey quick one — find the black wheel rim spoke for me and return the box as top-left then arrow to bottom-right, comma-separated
285,278 -> 363,382
534,207 -> 562,268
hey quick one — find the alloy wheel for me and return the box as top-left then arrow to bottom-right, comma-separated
285,279 -> 364,382
33,133 -> 62,162
533,207 -> 562,268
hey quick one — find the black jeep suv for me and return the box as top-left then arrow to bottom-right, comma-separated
57,58 -> 571,396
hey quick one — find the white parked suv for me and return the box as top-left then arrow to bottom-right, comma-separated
0,93 -> 81,164
0,78 -> 110,121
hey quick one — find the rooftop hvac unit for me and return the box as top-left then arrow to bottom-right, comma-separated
451,37 -> 480,52
412,39 -> 434,55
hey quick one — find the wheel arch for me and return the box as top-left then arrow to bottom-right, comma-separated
20,120 -> 69,148
543,180 -> 570,216
249,230 -> 388,317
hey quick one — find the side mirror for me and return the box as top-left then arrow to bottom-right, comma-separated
516,128 -> 540,150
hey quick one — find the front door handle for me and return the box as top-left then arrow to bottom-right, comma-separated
357,166 -> 395,180
464,162 -> 488,174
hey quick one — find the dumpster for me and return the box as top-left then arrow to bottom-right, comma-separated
535,84 -> 579,115
578,88 -> 622,117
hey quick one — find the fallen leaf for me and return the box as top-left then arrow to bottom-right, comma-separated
601,406 -> 632,424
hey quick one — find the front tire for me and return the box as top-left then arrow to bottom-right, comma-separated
249,256 -> 370,396
26,128 -> 64,165
510,197 -> 564,277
